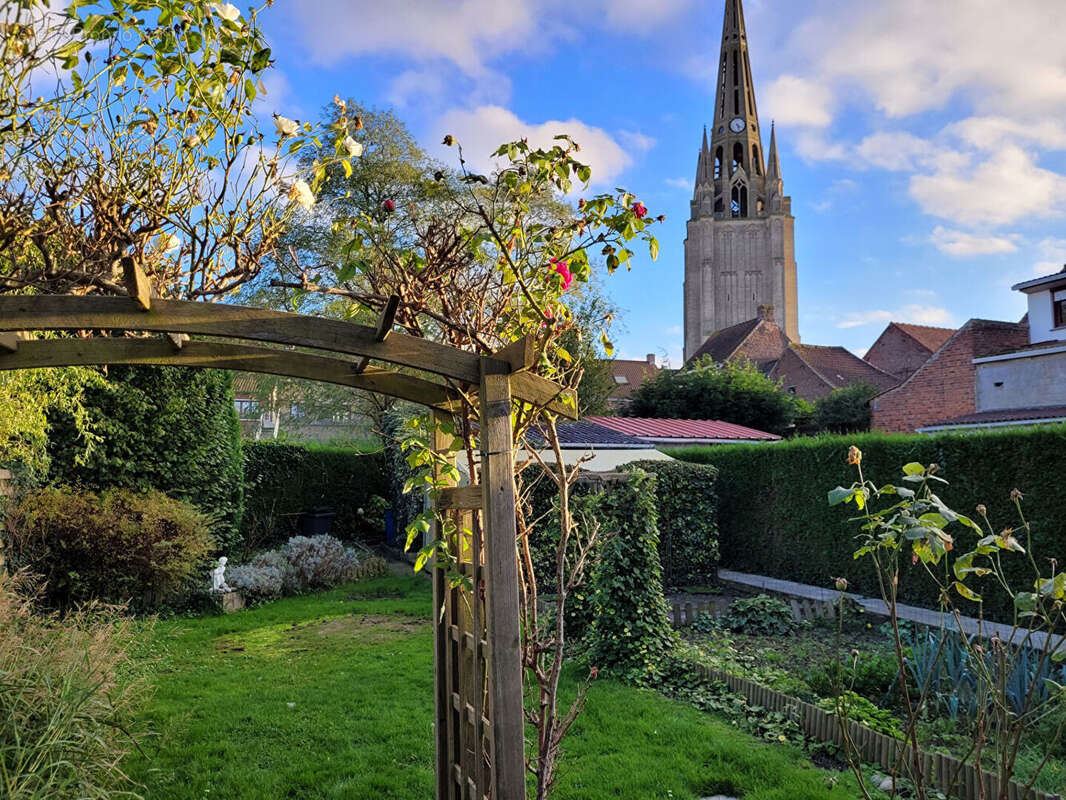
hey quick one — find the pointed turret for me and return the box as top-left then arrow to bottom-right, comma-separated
766,121 -> 781,181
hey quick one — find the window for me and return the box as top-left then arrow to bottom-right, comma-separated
732,142 -> 744,174
752,144 -> 762,175
1054,289 -> 1066,327
714,147 -> 723,179
614,375 -> 629,384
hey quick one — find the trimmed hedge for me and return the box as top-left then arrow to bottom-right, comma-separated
672,426 -> 1066,620
527,459 -> 719,591
241,441 -> 389,552
619,460 -> 719,587
46,366 -> 244,550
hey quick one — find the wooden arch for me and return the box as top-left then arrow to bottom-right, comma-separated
0,268 -> 573,800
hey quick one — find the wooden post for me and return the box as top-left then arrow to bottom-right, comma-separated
0,468 -> 13,573
431,410 -> 457,800
478,359 -> 525,800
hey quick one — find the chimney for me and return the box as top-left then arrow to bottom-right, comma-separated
757,304 -> 775,322
646,353 -> 656,366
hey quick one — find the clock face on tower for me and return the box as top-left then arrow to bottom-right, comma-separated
729,117 -> 745,133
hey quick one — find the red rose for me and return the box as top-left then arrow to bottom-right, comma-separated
631,201 -> 647,218
382,199 -> 395,212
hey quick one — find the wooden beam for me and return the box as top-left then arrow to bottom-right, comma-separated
121,257 -> 153,311
437,485 -> 483,511
491,335 -> 536,373
477,361 -> 526,800
0,337 -> 462,410
509,369 -> 579,419
166,333 -> 189,350
0,332 -> 23,353
353,294 -> 400,375
0,296 -> 573,408
0,296 -> 484,383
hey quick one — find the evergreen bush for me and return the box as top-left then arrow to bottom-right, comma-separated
584,469 -> 678,685
46,365 -> 244,550
6,486 -> 216,611
619,459 -> 719,586
671,425 -> 1066,619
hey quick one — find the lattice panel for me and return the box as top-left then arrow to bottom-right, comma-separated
435,507 -> 493,800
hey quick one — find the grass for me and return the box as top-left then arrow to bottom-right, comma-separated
124,575 -> 861,799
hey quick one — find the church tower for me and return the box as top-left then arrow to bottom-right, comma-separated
683,0 -> 799,360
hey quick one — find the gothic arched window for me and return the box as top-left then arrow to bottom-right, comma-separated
732,142 -> 744,174
714,147 -> 723,180
730,183 -> 748,218
752,145 -> 762,175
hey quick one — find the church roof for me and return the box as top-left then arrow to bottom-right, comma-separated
685,317 -> 789,367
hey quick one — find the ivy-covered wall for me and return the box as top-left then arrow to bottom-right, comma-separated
46,366 -> 245,551
672,426 -> 1066,619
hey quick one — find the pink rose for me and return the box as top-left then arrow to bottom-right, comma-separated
631,201 -> 647,219
550,258 -> 572,290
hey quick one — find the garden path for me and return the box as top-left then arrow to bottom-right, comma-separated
718,569 -> 1065,653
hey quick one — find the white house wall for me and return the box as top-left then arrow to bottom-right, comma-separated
976,350 -> 1066,411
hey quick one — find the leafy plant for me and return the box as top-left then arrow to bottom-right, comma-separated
808,651 -> 899,705
720,594 -> 796,636
6,486 -> 215,611
829,452 -> 1066,799
227,535 -> 362,605
818,692 -> 904,740
0,572 -> 146,799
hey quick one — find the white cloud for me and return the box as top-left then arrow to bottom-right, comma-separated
434,106 -> 632,188
946,116 -> 1066,151
617,130 -> 657,153
909,145 -> 1066,227
838,304 -> 955,329
664,176 -> 691,191
930,226 -> 1021,257
855,131 -> 934,172
600,0 -> 690,29
1032,237 -> 1066,278
387,68 -> 450,108
763,75 -> 833,127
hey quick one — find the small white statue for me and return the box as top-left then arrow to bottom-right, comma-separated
211,556 -> 233,593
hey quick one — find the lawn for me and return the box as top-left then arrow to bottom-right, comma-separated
124,575 -> 861,799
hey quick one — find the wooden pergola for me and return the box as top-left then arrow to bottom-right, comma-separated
0,265 -> 575,800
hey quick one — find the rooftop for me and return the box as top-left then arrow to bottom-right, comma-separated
525,419 -> 654,449
586,416 -> 780,442
920,405 -> 1066,430
891,322 -> 956,354
787,343 -> 898,391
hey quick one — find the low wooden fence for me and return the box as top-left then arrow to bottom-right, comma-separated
669,595 -> 836,627
697,666 -> 1061,800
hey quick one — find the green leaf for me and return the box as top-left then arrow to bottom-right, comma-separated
902,463 -> 926,476
244,78 -> 256,102
251,47 -> 272,71
827,487 -> 851,506
648,237 -> 659,261
953,582 -> 981,603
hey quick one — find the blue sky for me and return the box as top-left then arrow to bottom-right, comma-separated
255,0 -> 1066,364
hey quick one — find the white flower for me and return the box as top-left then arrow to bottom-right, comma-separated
273,113 -> 298,138
289,180 -> 314,210
210,3 -> 241,22
342,136 -> 363,158
159,233 -> 181,254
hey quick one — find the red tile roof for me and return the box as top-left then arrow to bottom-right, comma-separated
892,323 -> 956,353
685,318 -> 790,366
605,358 -> 660,400
923,405 -> 1066,428
787,344 -> 899,391
586,416 -> 780,441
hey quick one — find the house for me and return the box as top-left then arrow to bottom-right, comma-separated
864,322 -> 956,382
685,305 -> 897,402
522,419 -> 675,471
585,416 -> 780,447
604,354 -> 660,411
913,268 -> 1066,432
870,319 -> 1029,433
233,373 -> 373,443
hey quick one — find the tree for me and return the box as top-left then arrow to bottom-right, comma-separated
273,126 -> 662,797
0,0 -> 336,298
815,381 -> 878,434
626,356 -> 796,435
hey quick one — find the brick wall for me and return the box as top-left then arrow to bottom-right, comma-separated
771,347 -> 833,402
871,320 -> 1028,433
865,326 -> 934,381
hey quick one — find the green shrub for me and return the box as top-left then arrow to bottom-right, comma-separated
0,572 -> 146,798
807,651 -> 899,703
584,470 -> 678,684
671,426 -> 1066,619
6,486 -> 216,611
620,460 -> 719,586
817,691 -> 904,739
46,365 -> 244,550
720,594 -> 795,636
241,441 -> 389,552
